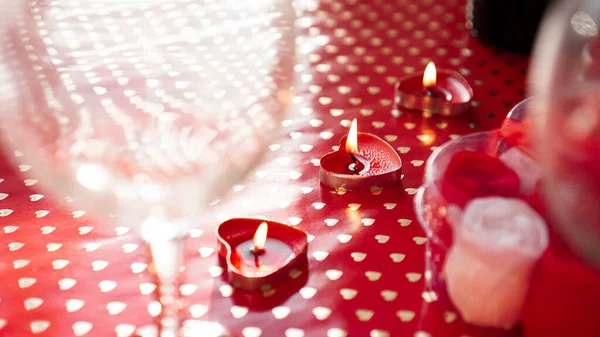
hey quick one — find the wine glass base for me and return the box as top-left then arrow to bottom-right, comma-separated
135,320 -> 233,337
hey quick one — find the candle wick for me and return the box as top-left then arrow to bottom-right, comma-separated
425,86 -> 433,97
349,152 -> 359,172
251,246 -> 264,267
254,253 -> 261,267
251,246 -> 265,255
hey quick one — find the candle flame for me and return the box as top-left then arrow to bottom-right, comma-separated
345,118 -> 358,154
253,222 -> 268,251
423,61 -> 437,88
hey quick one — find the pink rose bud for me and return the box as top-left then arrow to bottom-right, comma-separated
445,197 -> 549,329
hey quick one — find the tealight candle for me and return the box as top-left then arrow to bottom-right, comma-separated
217,218 -> 308,291
319,119 -> 402,191
422,62 -> 454,101
235,222 -> 292,277
395,62 -> 473,116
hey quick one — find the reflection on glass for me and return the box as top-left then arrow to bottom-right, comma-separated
0,0 -> 296,335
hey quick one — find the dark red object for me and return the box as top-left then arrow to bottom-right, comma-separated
319,132 -> 402,191
216,218 -> 308,292
395,69 -> 473,116
467,0 -> 551,54
440,151 -> 521,207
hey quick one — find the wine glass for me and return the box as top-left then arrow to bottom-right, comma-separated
0,0 -> 296,335
530,0 -> 600,269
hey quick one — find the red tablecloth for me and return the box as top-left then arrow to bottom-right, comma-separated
0,0 -> 529,336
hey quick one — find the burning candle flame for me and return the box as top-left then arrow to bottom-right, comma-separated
345,118 -> 358,154
253,222 -> 268,251
423,61 -> 437,88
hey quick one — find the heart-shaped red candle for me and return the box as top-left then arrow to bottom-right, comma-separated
440,151 -> 521,208
216,218 -> 308,291
319,119 -> 402,191
395,62 -> 473,116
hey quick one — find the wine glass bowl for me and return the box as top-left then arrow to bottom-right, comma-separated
0,0 -> 296,334
0,0 -> 295,220
530,0 -> 600,269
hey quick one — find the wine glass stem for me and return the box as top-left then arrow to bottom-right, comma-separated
149,238 -> 185,337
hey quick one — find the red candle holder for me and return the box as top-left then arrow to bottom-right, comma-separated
319,119 -> 402,191
395,62 -> 473,117
216,218 -> 308,292
223,259 -> 309,311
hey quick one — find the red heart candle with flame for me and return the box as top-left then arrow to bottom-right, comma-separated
395,62 -> 473,116
319,119 -> 403,191
217,218 -> 308,291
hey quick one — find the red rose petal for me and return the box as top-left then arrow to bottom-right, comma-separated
440,151 -> 521,207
